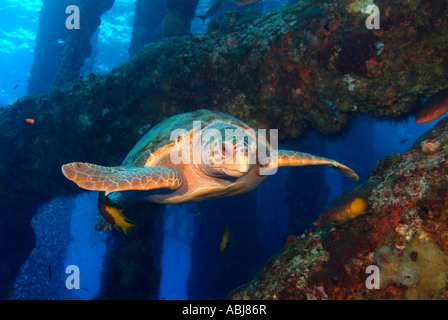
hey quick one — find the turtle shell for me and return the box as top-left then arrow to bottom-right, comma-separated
122,109 -> 254,167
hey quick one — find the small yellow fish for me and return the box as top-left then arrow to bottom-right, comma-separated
313,197 -> 368,227
219,225 -> 229,254
97,191 -> 135,236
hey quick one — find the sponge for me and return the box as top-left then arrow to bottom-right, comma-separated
374,233 -> 448,299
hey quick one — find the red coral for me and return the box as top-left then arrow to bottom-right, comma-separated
365,58 -> 383,78
310,230 -> 374,298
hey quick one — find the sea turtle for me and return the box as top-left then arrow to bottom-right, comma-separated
62,109 -> 358,206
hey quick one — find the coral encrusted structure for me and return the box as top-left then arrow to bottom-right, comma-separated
228,117 -> 448,300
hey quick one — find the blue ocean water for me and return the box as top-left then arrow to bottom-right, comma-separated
0,1 -> 41,106
0,0 -> 438,300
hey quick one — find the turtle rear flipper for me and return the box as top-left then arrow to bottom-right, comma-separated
62,162 -> 184,193
273,150 -> 359,181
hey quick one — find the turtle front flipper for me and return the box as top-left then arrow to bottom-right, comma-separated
61,162 -> 184,193
273,150 -> 359,181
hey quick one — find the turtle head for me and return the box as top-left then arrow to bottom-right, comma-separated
200,127 -> 257,179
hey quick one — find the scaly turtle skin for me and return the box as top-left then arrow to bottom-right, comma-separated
62,109 -> 358,205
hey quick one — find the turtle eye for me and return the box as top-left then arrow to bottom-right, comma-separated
236,144 -> 247,155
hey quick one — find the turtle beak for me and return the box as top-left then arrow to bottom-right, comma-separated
221,164 -> 251,178
222,145 -> 254,176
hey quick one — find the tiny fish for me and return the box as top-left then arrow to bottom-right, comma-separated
197,0 -> 226,24
97,191 -> 135,236
320,98 -> 339,117
219,225 -> 229,254
375,41 -> 384,55
313,197 -> 368,227
25,118 -> 35,124
233,0 -> 260,5
416,89 -> 448,124
399,138 -> 409,144
48,264 -> 52,280
13,84 -> 18,90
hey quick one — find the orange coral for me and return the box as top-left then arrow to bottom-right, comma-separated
365,58 -> 383,78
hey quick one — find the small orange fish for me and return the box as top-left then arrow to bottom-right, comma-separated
25,118 -> 35,124
416,90 -> 448,124
313,197 -> 368,227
